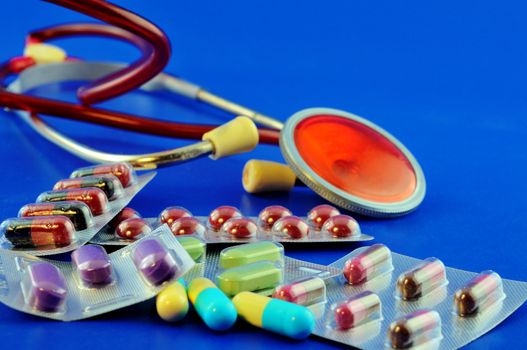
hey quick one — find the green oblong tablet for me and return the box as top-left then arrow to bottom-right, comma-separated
218,261 -> 282,296
220,241 -> 284,269
177,236 -> 205,262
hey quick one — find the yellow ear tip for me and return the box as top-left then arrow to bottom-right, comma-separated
24,43 -> 67,64
202,116 -> 259,159
242,160 -> 297,193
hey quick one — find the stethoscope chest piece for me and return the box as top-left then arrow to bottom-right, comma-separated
279,108 -> 426,217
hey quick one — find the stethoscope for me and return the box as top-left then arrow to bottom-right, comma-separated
1,0 -> 425,217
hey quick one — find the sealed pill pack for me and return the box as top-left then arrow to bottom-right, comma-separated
303,244 -> 527,349
90,204 -> 373,246
0,162 -> 155,256
0,225 -> 194,321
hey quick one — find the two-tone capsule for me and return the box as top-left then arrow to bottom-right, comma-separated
233,291 -> 315,339
343,244 -> 392,285
1,216 -> 74,248
454,271 -> 504,316
387,310 -> 442,349
54,175 -> 123,200
157,279 -> 189,322
37,188 -> 108,216
397,258 -> 447,300
19,201 -> 93,231
188,278 -> 237,331
273,277 -> 326,306
334,291 -> 381,330
70,162 -> 134,188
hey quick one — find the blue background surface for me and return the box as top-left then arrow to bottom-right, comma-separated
0,1 -> 526,349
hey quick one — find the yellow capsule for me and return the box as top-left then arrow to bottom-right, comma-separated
156,279 -> 189,322
24,43 -> 67,64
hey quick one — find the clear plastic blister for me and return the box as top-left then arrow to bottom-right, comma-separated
0,225 -> 195,321
0,163 -> 155,256
90,204 -> 373,245
309,244 -> 527,349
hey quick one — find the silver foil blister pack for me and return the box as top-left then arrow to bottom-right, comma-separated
302,244 -> 527,349
0,225 -> 194,321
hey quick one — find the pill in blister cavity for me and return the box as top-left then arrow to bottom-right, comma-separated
70,162 -> 134,187
387,310 -> 442,349
218,261 -> 282,296
233,291 -> 315,339
221,217 -> 258,238
334,291 -> 381,330
108,207 -> 141,229
115,218 -> 151,240
307,204 -> 340,230
133,238 -> 178,286
157,279 -> 189,322
170,217 -> 205,236
37,188 -> 108,216
396,258 -> 447,301
208,205 -> 242,231
273,277 -> 326,306
343,244 -> 392,285
188,278 -> 237,331
19,201 -> 93,231
177,236 -> 205,262
220,241 -> 284,269
272,216 -> 310,239
322,215 -> 360,238
454,271 -> 504,317
159,206 -> 192,226
53,175 -> 123,200
71,245 -> 112,285
1,216 -> 74,248
258,205 -> 293,230
22,262 -> 68,312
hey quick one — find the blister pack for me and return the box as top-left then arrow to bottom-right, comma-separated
90,204 -> 373,245
294,244 -> 527,349
0,225 -> 195,321
0,162 -> 155,256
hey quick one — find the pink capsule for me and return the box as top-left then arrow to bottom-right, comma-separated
258,205 -> 293,230
116,218 -> 151,240
272,216 -> 310,239
322,215 -> 360,238
222,217 -> 258,238
208,206 -> 242,231
170,217 -> 205,236
307,204 -> 340,230
343,244 -> 392,285
334,291 -> 381,329
159,206 -> 192,226
273,277 -> 325,306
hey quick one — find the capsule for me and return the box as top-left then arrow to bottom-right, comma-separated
22,262 -> 68,312
273,277 -> 326,306
108,207 -> 141,229
454,271 -> 504,316
37,188 -> 108,216
233,291 -> 315,339
71,245 -> 112,285
387,310 -> 441,349
170,217 -> 205,236
220,241 -> 284,269
53,175 -> 123,200
221,217 -> 258,238
159,206 -> 192,226
1,216 -> 74,248
156,279 -> 189,322
397,258 -> 446,300
343,244 -> 392,285
272,216 -> 310,239
115,218 -> 151,240
19,201 -> 93,231
218,261 -> 282,296
188,278 -> 237,331
307,204 -> 340,230
177,236 -> 205,262
70,162 -> 134,188
334,291 -> 381,330
258,205 -> 293,230
321,214 -> 361,238
208,205 -> 242,231
132,239 -> 178,286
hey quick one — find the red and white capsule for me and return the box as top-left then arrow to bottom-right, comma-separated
334,291 -> 381,330
343,244 -> 392,285
273,277 -> 326,306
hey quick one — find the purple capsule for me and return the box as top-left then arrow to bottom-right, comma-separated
24,262 -> 67,312
71,245 -> 112,285
132,239 -> 178,286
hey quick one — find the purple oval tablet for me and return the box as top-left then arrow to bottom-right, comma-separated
71,245 -> 113,285
24,262 -> 67,312
132,239 -> 178,286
